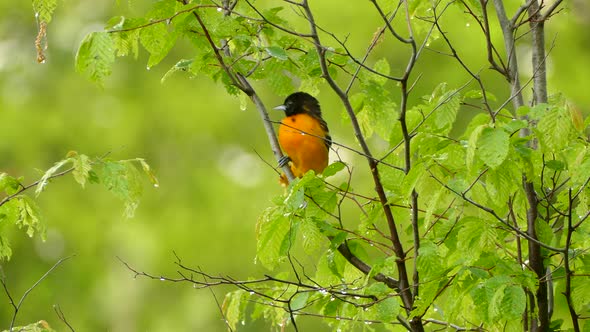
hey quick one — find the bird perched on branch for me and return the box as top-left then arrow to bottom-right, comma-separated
274,92 -> 331,186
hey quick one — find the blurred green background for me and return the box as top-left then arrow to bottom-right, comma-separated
1,0 -> 589,330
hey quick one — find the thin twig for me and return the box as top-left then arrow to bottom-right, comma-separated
54,304 -> 75,332
9,255 -> 75,331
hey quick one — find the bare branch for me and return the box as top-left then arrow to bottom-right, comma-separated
492,0 -> 525,109
107,5 -> 219,33
427,169 -> 565,253
540,0 -> 564,21
564,189 -> 581,331
54,304 -> 75,332
8,255 -> 75,331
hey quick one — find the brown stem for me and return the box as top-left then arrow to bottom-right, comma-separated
523,178 -> 549,331
301,0 -> 416,322
564,189 -> 580,331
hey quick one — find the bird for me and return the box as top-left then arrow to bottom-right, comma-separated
274,92 -> 331,185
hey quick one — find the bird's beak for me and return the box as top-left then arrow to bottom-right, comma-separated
273,105 -> 287,111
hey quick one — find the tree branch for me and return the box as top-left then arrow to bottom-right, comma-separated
6,255 -> 75,331
300,0 -> 416,319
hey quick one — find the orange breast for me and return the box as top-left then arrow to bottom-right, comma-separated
278,113 -> 329,178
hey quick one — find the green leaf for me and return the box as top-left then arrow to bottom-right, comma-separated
572,276 -> 590,312
363,295 -> 399,323
484,165 -> 518,212
535,219 -> 554,246
99,161 -> 142,217
463,89 -> 496,101
146,0 -> 180,20
368,256 -> 396,279
75,32 -> 115,85
571,148 -> 590,187
161,58 -> 193,83
320,293 -> 343,317
108,17 -> 145,58
466,124 -> 486,170
305,190 -> 337,220
2,320 -> 56,332
417,240 -> 446,280
299,76 -> 321,96
313,247 -> 347,288
470,275 -> 511,323
290,291 -> 310,311
222,290 -> 248,330
434,90 -> 461,133
401,162 -> 425,198
322,161 -> 346,178
356,108 -> 373,138
299,218 -> 324,254
139,23 -> 177,68
477,127 -> 509,169
0,173 -> 22,195
570,105 -> 585,132
348,240 -> 370,263
527,103 -> 550,120
264,59 -> 294,96
488,283 -> 507,321
457,216 -> 496,261
502,119 -> 528,134
256,207 -> 291,270
357,81 -> 397,139
0,234 -> 12,261
536,106 -> 575,152
16,196 -> 44,239
371,58 -> 390,85
516,105 -> 530,117
72,154 -> 92,188
284,180 -> 306,211
36,158 -> 71,197
32,0 -> 57,23
500,285 -> 526,320
325,248 -> 345,278
330,232 -> 348,249
261,6 -> 287,25
265,46 -> 288,60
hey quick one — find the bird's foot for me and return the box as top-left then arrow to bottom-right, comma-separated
278,155 -> 291,168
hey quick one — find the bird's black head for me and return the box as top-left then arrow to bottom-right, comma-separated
275,92 -> 322,117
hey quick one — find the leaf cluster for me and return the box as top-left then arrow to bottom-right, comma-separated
0,152 -> 157,261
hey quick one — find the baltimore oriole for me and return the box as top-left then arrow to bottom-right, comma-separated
274,92 -> 331,185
